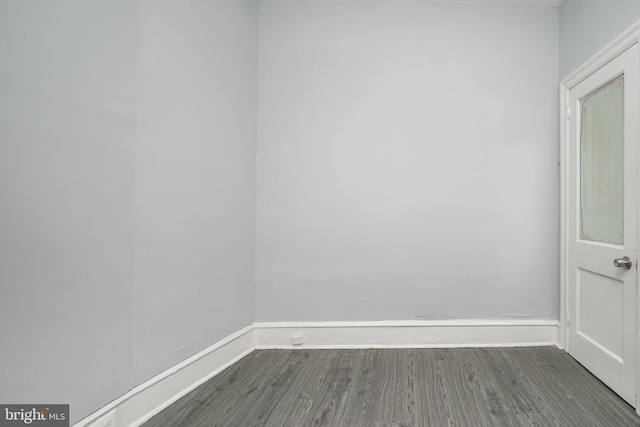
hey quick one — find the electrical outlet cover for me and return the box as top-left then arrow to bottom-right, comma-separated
292,333 -> 303,345
88,410 -> 116,427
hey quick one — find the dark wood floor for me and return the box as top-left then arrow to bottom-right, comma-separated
143,347 -> 640,427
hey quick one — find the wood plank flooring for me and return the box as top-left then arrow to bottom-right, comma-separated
143,347 -> 640,427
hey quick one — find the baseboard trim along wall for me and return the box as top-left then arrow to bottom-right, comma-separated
73,319 -> 558,427
254,319 -> 560,349
73,325 -> 255,427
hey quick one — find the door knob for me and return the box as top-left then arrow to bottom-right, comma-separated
614,256 -> 633,270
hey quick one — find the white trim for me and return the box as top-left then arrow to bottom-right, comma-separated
72,319 -> 559,426
561,20 -> 640,90
254,320 -> 559,349
73,325 -> 254,427
559,77 -> 570,352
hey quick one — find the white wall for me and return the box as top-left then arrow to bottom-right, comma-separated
560,0 -> 640,78
1,0 -> 562,420
133,0 -> 258,386
0,0 -> 258,423
0,0 -> 138,417
0,0 -> 138,420
256,1 -> 560,322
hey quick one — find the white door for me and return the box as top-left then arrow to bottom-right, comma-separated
568,44 -> 638,406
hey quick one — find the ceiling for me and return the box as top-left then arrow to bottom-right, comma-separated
305,0 -> 564,6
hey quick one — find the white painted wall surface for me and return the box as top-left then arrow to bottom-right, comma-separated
133,0 -> 258,385
0,0 -> 137,420
256,1 -> 560,322
0,0 -> 258,423
560,0 -> 640,78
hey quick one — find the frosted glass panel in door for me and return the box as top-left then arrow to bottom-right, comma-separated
580,76 -> 624,245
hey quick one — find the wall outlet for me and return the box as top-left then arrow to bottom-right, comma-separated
292,333 -> 303,346
88,410 -> 116,427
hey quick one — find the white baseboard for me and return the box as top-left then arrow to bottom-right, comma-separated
254,319 -> 560,349
73,325 -> 254,427
73,319 -> 559,426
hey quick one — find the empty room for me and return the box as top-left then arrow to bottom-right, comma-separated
3,0 -> 640,426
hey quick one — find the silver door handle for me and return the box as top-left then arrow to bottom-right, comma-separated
614,256 -> 633,270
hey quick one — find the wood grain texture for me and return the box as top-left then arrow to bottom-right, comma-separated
142,347 -> 640,427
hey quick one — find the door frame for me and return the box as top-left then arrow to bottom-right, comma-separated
560,22 -> 640,412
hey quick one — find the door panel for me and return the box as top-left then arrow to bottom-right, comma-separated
568,44 -> 638,406
577,268 -> 624,360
